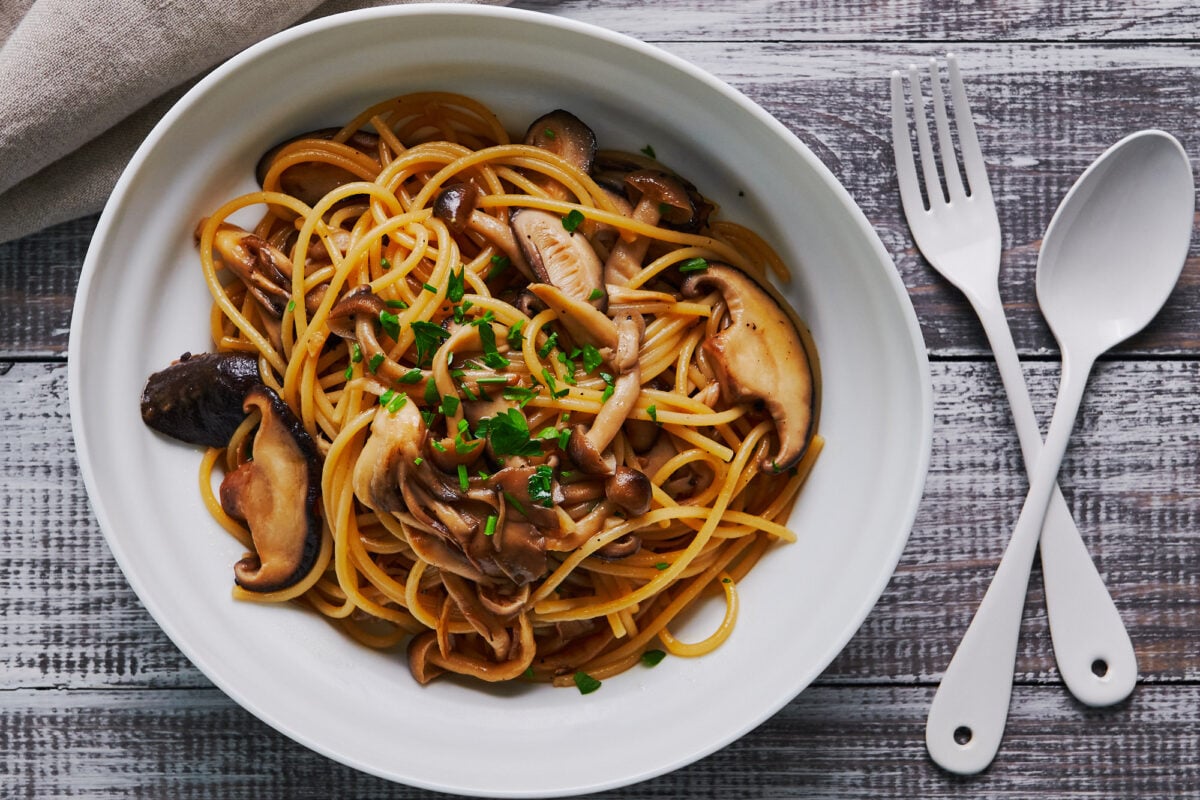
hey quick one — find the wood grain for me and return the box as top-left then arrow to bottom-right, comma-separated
4,361 -> 1197,690
2,44 -> 1197,357
511,0 -> 1200,42
3,685 -> 1197,799
4,2 -> 1200,796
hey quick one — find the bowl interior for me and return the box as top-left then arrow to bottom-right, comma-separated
70,5 -> 930,797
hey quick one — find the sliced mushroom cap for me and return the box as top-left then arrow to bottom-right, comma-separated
511,208 -> 606,309
206,223 -> 294,317
523,110 -> 597,174
255,127 -> 381,206
219,386 -> 323,593
433,184 -> 535,280
624,170 -> 695,227
327,285 -> 386,340
682,263 -> 815,472
432,182 -> 479,233
604,466 -> 652,516
141,352 -> 263,447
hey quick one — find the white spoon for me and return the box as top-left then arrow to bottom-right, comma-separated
926,130 -> 1195,775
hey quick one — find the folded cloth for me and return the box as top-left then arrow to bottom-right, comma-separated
0,0 -> 507,244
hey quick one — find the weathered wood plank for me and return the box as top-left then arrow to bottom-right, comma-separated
2,44 -> 1197,357
1,684 -> 1197,798
4,360 -> 1198,689
511,0 -> 1200,42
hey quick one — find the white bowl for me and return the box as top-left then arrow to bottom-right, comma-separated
69,5 -> 931,797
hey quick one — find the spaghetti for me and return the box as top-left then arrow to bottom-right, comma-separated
154,92 -> 822,688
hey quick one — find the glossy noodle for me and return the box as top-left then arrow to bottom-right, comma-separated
141,92 -> 823,688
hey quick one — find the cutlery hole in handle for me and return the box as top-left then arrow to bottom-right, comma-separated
953,726 -> 973,746
1091,658 -> 1109,678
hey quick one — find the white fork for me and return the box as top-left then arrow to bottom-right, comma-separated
891,55 -> 1137,772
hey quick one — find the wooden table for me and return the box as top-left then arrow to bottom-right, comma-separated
3,2 -> 1198,796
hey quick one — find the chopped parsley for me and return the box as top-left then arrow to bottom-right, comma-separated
580,343 -> 603,374
561,209 -> 585,232
502,386 -> 539,407
380,256 -> 392,270
368,353 -> 385,373
484,514 -> 498,536
679,257 -> 709,273
647,404 -> 658,423
351,343 -> 363,363
541,368 -> 569,400
422,282 -> 438,294
480,408 -> 543,457
378,309 -> 401,340
537,331 -> 559,359
527,465 -> 554,508
385,299 -> 408,309
399,368 -> 423,383
423,379 -> 440,406
410,320 -> 450,368
472,317 -> 510,369
641,144 -> 657,159
457,463 -> 469,492
641,649 -> 667,667
599,372 -> 615,402
343,364 -> 354,381
573,671 -> 602,694
507,319 -> 525,349
543,127 -> 556,139
654,562 -> 670,570
447,268 -> 465,303
587,287 -> 604,301
440,394 -> 460,417
486,254 -> 510,281
286,299 -> 296,314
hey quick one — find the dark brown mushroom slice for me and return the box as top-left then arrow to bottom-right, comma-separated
486,465 -> 562,531
432,183 -> 535,279
141,352 -> 262,447
523,110 -> 597,204
594,151 -> 714,234
682,263 -> 815,472
603,171 -> 695,287
511,208 -> 606,310
219,385 -> 322,593
255,127 -> 381,207
326,285 -> 386,340
567,425 -> 615,476
604,466 -> 652,516
524,110 -> 597,175
596,533 -> 641,560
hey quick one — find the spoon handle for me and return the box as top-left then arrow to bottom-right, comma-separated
971,294 -> 1136,706
926,350 -> 1093,775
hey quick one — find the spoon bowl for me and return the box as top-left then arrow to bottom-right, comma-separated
1038,131 -> 1195,355
927,128 -> 1194,775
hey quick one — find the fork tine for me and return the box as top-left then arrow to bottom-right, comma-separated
908,64 -> 945,207
890,70 -> 926,216
946,53 -> 992,200
927,57 -> 966,202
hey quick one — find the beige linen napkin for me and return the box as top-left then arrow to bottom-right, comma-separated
0,0 -> 507,244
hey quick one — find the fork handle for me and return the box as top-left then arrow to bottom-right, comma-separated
970,291 -> 1137,707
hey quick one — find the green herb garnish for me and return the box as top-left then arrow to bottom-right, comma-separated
368,353 -> 385,373
410,320 -> 450,368
580,344 -> 603,374
640,144 -> 656,158
457,463 -> 469,492
484,515 -> 498,536
647,404 -> 658,423
448,268 -> 465,303
573,671 -> 602,694
399,368 -> 423,384
641,649 -> 667,667
587,288 -> 604,301
561,209 -> 585,232
678,257 -> 709,273
485,408 -> 543,457
440,394 -> 460,417
487,254 -> 510,281
527,465 -> 554,508
378,309 -> 401,340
